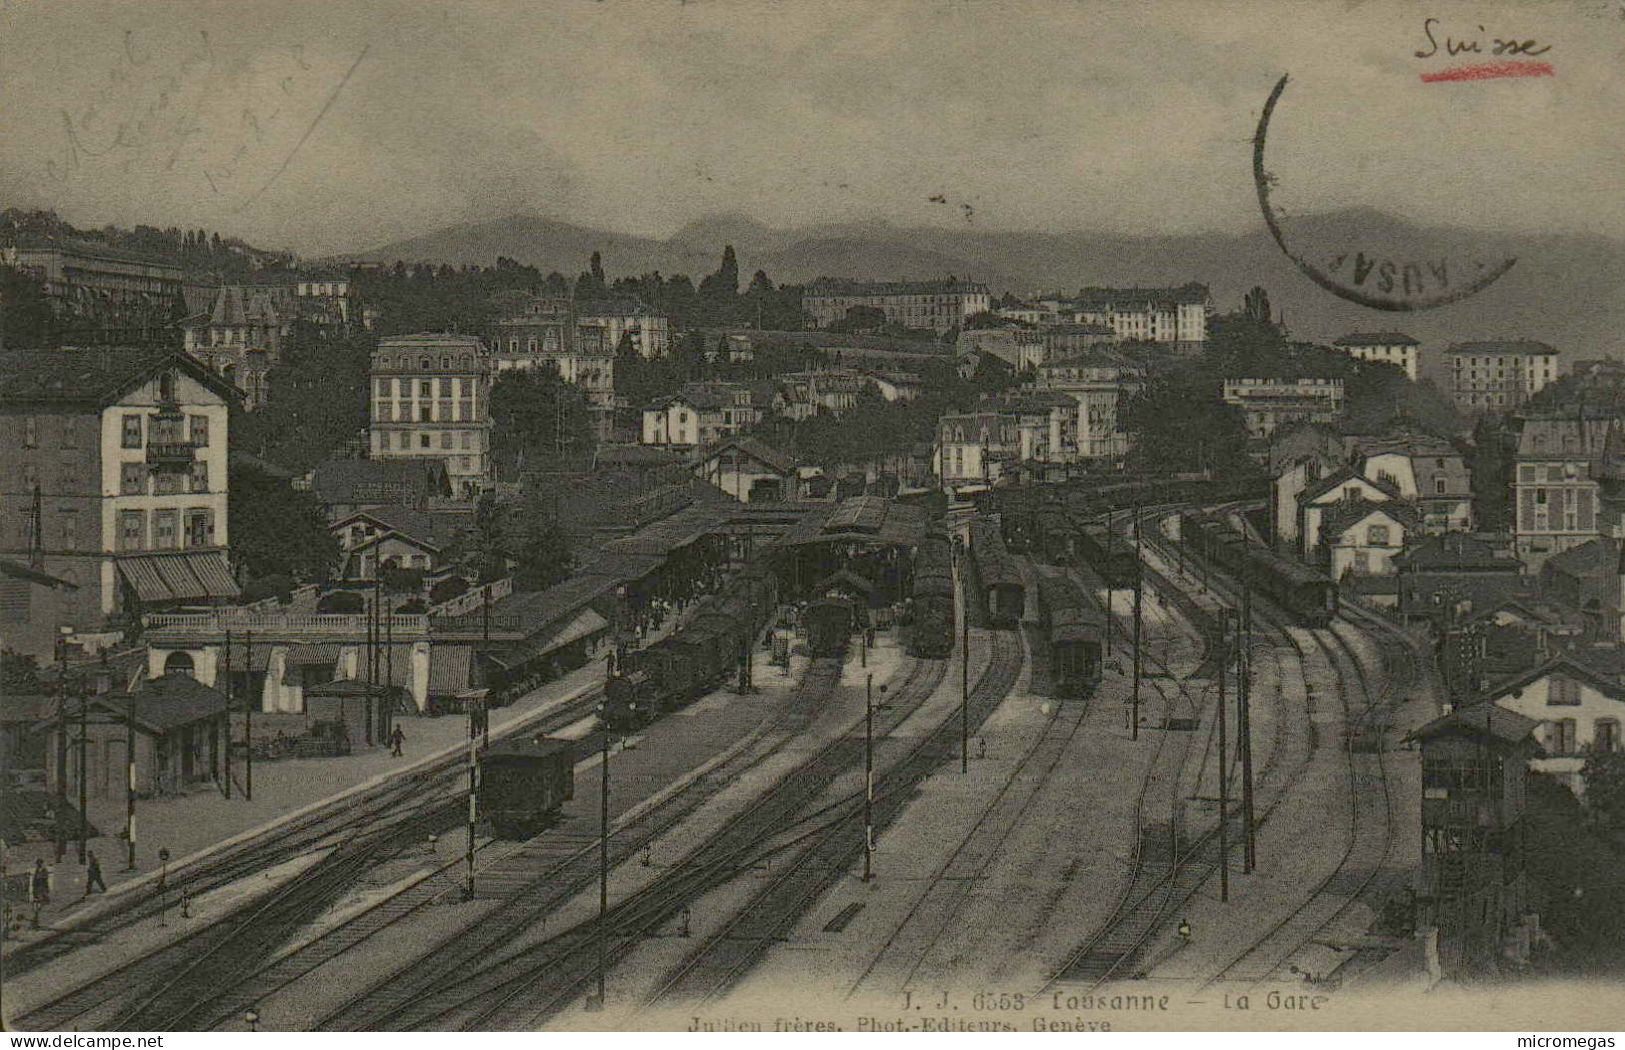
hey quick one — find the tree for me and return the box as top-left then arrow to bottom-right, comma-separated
379,563 -> 425,596
1243,285 -> 1273,325
1582,751 -> 1625,829
428,575 -> 470,605
317,590 -> 365,613
1469,415 -> 1512,531
0,268 -> 55,347
699,244 -> 740,301
229,460 -> 341,583
590,251 -> 606,288
512,503 -> 574,591
488,368 -> 594,480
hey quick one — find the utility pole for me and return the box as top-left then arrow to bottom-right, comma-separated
244,630 -> 253,802
369,574 -> 381,747
465,693 -> 478,900
125,669 -> 137,871
1217,607 -> 1230,903
1240,537 -> 1257,873
961,596 -> 970,775
482,584 -> 492,749
594,709 -> 610,1010
78,670 -> 88,864
1104,512 -> 1114,656
864,673 -> 875,881
1131,503 -> 1143,741
224,628 -> 233,800
55,636 -> 67,863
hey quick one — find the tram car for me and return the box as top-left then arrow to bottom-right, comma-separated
1179,512 -> 1337,627
968,519 -> 1025,628
804,596 -> 858,656
1032,505 -> 1076,565
1035,571 -> 1106,698
909,528 -> 956,658
601,561 -> 780,730
1074,518 -> 1142,590
481,735 -> 576,838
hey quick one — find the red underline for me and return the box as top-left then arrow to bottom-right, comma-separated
1420,59 -> 1554,83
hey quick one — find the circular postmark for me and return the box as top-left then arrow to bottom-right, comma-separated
1252,73 -> 1517,312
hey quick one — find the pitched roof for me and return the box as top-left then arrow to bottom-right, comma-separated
0,558 -> 79,590
332,504 -> 463,551
805,277 -> 989,296
1515,417 -> 1611,459
1300,466 -> 1402,504
1322,498 -> 1421,541
1335,332 -> 1418,346
1072,283 -> 1210,306
0,348 -> 240,407
1541,537 -> 1620,580
697,436 -> 798,475
312,458 -> 452,506
1479,651 -> 1625,707
205,284 -> 287,328
1405,702 -> 1542,746
1393,532 -> 1518,570
92,674 -> 228,732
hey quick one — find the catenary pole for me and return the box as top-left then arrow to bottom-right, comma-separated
1132,503 -> 1143,741
244,630 -> 253,801
224,628 -> 232,800
1217,606 -> 1230,903
864,673 -> 875,881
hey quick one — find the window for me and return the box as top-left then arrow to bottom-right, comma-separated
189,415 -> 210,447
186,509 -> 213,547
1536,488 -> 1548,505
1549,675 -> 1581,706
1596,719 -> 1619,753
440,432 -> 453,450
460,432 -> 472,450
419,433 -> 431,449
417,404 -> 432,422
1367,525 -> 1391,546
420,357 -> 431,370
153,509 -> 178,549
190,459 -> 209,493
1545,718 -> 1578,755
419,380 -> 433,398
119,462 -> 146,495
118,510 -> 145,552
1436,478 -> 1447,495
122,414 -> 144,448
57,509 -> 79,551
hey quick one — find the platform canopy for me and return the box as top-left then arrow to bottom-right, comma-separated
118,551 -> 240,603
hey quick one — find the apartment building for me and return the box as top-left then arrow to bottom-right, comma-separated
0,349 -> 238,651
1334,332 -> 1421,382
1222,377 -> 1345,440
369,334 -> 492,496
803,278 -> 992,333
1446,341 -> 1560,413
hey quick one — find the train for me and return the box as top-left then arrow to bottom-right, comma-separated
968,518 -> 1025,628
603,560 -> 781,730
908,526 -> 956,658
803,596 -> 859,656
1034,570 -> 1106,698
1179,512 -> 1338,627
1073,518 -> 1143,590
480,734 -> 576,838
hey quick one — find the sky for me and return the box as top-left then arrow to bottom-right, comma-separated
2,0 -> 1621,256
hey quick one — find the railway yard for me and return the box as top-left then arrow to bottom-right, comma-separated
4,486 -> 1451,1032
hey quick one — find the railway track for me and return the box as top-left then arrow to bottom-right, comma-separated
312,653 -> 858,1031
634,630 -> 1020,1013
1189,620 -> 1401,988
1040,518 -> 1331,990
5,683 -> 609,990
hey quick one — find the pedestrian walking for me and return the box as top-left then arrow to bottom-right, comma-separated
84,851 -> 106,897
390,724 -> 405,757
30,859 -> 50,927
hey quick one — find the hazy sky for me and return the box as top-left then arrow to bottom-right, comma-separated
2,0 -> 1621,255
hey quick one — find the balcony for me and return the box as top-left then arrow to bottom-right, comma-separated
146,441 -> 198,469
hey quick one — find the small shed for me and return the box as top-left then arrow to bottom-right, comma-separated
49,674 -> 229,799
303,679 -> 401,749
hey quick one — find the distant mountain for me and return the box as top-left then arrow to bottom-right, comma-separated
345,210 -> 1625,359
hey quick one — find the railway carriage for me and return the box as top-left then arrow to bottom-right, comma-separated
803,596 -> 857,656
1074,519 -> 1143,590
481,735 -> 576,838
968,519 -> 1025,629
1179,512 -> 1337,627
908,528 -> 957,658
1035,571 -> 1106,698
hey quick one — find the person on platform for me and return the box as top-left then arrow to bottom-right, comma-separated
29,859 -> 50,926
84,851 -> 106,897
390,724 -> 406,757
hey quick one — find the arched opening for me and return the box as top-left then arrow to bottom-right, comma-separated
158,373 -> 176,401
164,651 -> 196,678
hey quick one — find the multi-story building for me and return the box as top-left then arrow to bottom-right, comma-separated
575,299 -> 671,359
1350,433 -> 1474,534
1034,351 -> 1143,460
641,382 -> 760,449
1334,332 -> 1421,382
775,370 -> 868,421
983,392 -> 1079,466
369,334 -> 492,497
1043,323 -> 1117,358
957,329 -> 1047,372
182,285 -> 294,410
1511,415 -> 1611,571
934,411 -> 1020,491
0,349 -> 238,651
488,297 -> 616,440
1069,283 -> 1211,344
1446,341 -> 1560,413
3,242 -> 187,342
1222,377 -> 1345,440
803,278 -> 992,333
